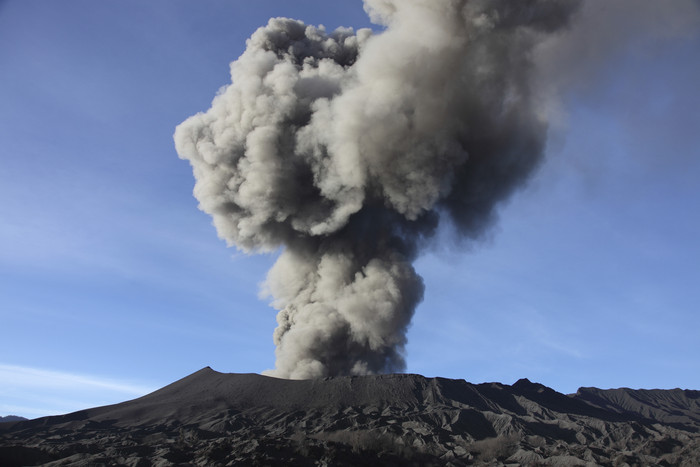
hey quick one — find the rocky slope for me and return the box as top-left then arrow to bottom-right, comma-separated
0,416 -> 27,423
1,368 -> 698,466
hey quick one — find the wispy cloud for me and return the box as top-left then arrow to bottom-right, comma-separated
0,364 -> 154,395
0,364 -> 157,419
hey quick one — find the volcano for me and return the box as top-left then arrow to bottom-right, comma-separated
1,368 -> 699,465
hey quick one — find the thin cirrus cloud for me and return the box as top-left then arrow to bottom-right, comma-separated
0,364 -> 156,419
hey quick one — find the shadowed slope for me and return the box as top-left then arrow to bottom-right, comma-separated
575,385 -> 700,430
1,368 -> 699,466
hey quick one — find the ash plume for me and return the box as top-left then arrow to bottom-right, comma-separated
174,0 -> 698,378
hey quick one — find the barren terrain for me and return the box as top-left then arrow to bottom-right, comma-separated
1,368 -> 698,466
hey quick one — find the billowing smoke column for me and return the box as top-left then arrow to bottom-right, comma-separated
174,0 -> 580,378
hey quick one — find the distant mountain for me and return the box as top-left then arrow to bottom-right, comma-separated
0,416 -> 27,424
1,367 -> 698,465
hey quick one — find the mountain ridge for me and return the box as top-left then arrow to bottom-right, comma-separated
1,367 -> 699,466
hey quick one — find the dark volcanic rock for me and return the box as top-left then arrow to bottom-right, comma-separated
0,416 -> 27,423
1,368 -> 698,466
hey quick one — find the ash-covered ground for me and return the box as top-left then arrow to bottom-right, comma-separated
1,367 -> 699,466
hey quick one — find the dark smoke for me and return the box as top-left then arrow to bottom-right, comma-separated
174,0 -> 698,378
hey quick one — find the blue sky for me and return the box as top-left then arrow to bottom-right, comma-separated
1,1 -> 699,419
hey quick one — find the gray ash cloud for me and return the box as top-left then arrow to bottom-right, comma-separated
174,0 -> 698,378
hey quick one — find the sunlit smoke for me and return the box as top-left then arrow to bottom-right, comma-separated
175,0 -> 699,378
